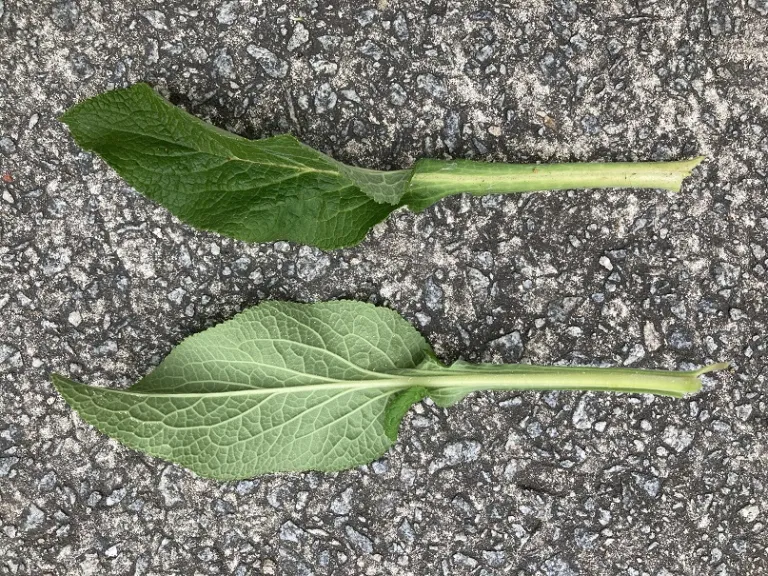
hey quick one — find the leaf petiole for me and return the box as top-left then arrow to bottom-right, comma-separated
405,157 -> 705,210
395,361 -> 729,404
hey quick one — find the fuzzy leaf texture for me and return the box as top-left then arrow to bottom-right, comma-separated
61,83 -> 704,249
52,301 -> 726,479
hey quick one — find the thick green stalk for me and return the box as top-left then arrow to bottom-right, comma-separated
399,361 -> 728,400
405,157 -> 705,211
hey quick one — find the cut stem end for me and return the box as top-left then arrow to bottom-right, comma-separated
692,361 -> 730,377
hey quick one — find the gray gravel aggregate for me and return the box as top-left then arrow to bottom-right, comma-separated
1,1 -> 767,574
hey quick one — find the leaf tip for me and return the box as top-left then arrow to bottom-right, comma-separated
58,110 -> 72,126
59,82 -> 157,124
50,373 -> 81,398
50,372 -> 68,389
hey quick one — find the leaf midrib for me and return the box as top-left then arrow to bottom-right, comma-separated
142,387 -> 393,436
68,377 -> 414,399
102,127 -> 342,177
59,365 -> 702,399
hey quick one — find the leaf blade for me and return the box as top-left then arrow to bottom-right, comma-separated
61,84 -> 404,249
53,300 -> 433,478
53,373 -> 411,478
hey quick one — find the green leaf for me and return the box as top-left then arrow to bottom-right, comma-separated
62,83 -> 704,249
52,300 -> 727,479
53,301 -> 432,478
60,84 -> 408,249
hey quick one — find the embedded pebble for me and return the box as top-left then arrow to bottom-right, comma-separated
247,45 -> 289,78
288,23 -> 309,51
344,525 -> 373,553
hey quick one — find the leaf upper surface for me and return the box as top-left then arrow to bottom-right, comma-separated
61,84 -> 408,249
62,84 -> 703,249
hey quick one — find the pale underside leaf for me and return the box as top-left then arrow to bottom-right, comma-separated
52,301 -> 722,479
53,300 -> 434,478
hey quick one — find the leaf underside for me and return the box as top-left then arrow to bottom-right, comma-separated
60,84 -> 409,249
53,301 -> 434,478
53,300 -> 723,479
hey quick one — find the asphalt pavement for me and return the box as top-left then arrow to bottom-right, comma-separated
1,1 -> 767,574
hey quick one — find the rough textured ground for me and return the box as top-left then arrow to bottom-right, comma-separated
1,0 -> 767,574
